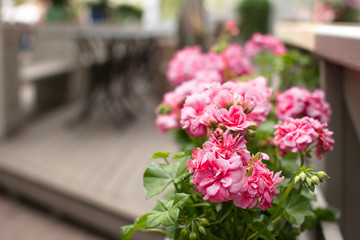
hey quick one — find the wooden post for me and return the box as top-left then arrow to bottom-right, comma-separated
0,23 -> 23,138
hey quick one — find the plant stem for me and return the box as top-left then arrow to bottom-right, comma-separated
251,178 -> 295,240
142,228 -> 174,238
232,206 -> 238,240
164,158 -> 169,164
207,207 -> 232,226
273,150 -> 278,169
300,151 -> 305,167
188,203 -> 211,207
173,182 -> 180,193
242,224 -> 249,240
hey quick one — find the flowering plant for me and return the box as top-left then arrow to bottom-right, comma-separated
121,22 -> 337,240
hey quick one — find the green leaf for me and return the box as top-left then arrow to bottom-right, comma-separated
240,209 -> 253,225
121,213 -> 150,240
143,158 -> 188,199
314,207 -> 340,222
283,190 -> 314,225
146,193 -> 189,228
301,215 -> 317,231
150,151 -> 170,159
250,222 -> 276,240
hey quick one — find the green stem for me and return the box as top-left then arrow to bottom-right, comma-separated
242,224 -> 249,240
173,182 -> 180,193
142,228 -> 174,238
272,214 -> 283,226
207,207 -> 232,226
188,203 -> 211,207
273,149 -> 279,169
300,152 -> 305,167
164,158 -> 169,164
251,178 -> 296,240
232,206 -> 238,240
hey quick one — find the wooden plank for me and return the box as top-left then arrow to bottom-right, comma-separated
0,103 -> 178,222
274,22 -> 318,51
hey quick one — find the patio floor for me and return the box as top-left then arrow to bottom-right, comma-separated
0,102 -> 178,239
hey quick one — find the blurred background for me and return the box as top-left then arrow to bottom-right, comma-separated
0,0 -> 359,239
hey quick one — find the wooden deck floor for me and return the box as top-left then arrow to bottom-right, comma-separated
0,103 -> 178,239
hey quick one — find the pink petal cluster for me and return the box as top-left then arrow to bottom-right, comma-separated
155,113 -> 180,133
166,44 -> 253,87
166,46 -> 205,86
276,87 -> 331,123
233,76 -> 273,124
179,77 -> 272,137
188,131 -> 283,209
274,117 -> 334,158
306,89 -> 332,123
312,1 -> 336,23
188,150 -> 247,203
222,44 -> 253,77
225,20 -> 239,36
244,33 -> 286,57
233,161 -> 284,211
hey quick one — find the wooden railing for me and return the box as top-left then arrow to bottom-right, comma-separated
275,21 -> 360,240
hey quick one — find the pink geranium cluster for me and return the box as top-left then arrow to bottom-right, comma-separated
166,44 -> 252,87
187,129 -> 284,210
244,33 -> 287,57
276,87 -> 331,123
274,117 -> 334,159
312,1 -> 336,22
180,77 -> 272,138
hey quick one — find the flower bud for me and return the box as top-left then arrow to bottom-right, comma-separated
311,176 -> 320,185
190,231 -> 197,240
306,177 -> 312,187
157,104 -> 172,115
198,226 -> 207,236
248,129 -> 256,137
294,175 -> 301,184
199,218 -> 209,225
317,171 -> 328,180
180,228 -> 188,238
249,121 -> 257,129
299,172 -> 306,181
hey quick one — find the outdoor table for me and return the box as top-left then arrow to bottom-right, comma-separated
37,24 -> 176,125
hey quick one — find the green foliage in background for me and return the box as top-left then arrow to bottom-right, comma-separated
237,0 -> 270,43
253,49 -> 320,91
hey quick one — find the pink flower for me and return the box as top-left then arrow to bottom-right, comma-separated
208,129 -> 247,159
223,44 -> 253,77
204,51 -> 225,75
200,104 -> 218,127
274,117 -> 319,154
305,89 -> 331,123
244,33 -> 286,57
276,87 -> 331,123
155,113 -> 180,133
190,152 -> 247,203
306,117 -> 335,159
225,20 -> 239,35
276,87 -> 311,121
193,69 -> 223,83
216,105 -> 250,132
213,90 -> 234,109
235,77 -> 273,124
233,161 -> 283,210
166,46 -> 205,86
315,128 -> 335,159
163,91 -> 182,109
312,1 -> 336,23
181,94 -> 209,137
